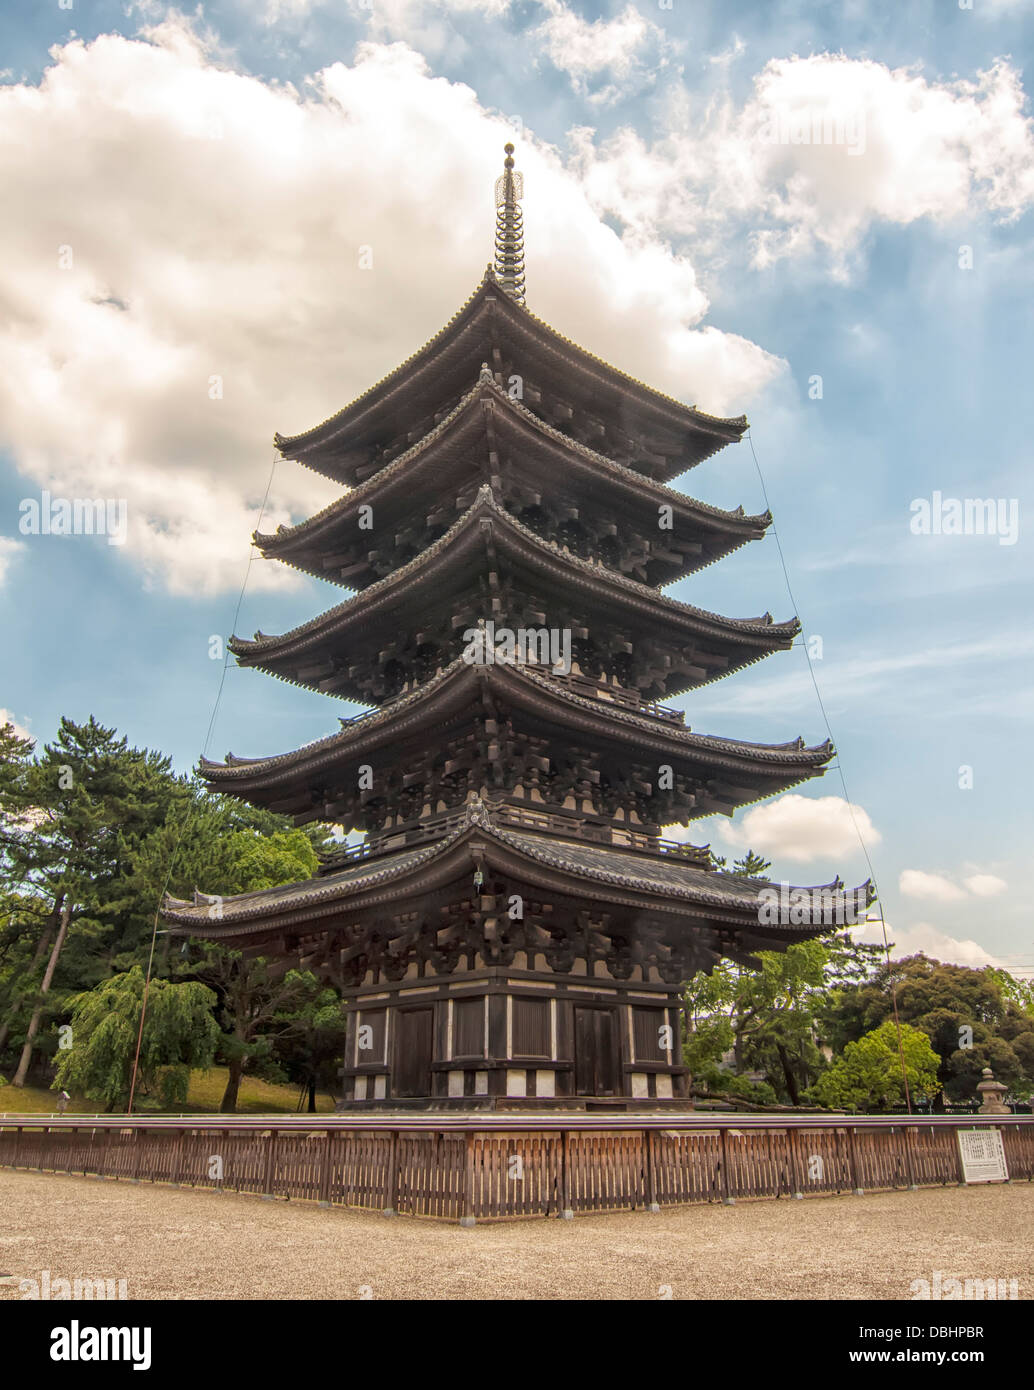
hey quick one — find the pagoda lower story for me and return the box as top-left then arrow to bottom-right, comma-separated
316,800 -> 701,1108
345,972 -> 685,1106
164,797 -> 863,1110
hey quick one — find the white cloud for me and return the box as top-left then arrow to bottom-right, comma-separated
531,2 -> 669,104
900,868 -> 1010,901
261,0 -> 322,21
713,792 -> 881,865
0,708 -> 33,745
709,36 -> 746,69
346,0 -> 513,60
340,0 -> 669,91
0,24 -> 780,595
0,537 -> 24,588
570,55 -> 1034,278
899,869 -> 967,903
853,918 -> 1002,970
962,873 -> 1009,897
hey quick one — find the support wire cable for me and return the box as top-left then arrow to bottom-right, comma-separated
127,449 -> 280,1114
746,427 -> 913,1114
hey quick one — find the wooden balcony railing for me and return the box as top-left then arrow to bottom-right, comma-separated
320,802 -> 710,872
334,671 -> 687,731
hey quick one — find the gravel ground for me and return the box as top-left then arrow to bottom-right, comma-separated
1,1168 -> 1030,1300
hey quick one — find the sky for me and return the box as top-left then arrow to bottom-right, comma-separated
1,0 -> 1032,977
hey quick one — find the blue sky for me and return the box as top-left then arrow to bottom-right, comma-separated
1,0 -> 1032,975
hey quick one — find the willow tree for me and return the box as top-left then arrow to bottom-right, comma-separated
52,966 -> 219,1111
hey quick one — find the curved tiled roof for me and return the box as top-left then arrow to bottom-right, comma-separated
274,269 -> 746,456
495,825 -> 857,917
257,374 -> 769,559
231,487 -> 796,660
274,273 -> 492,450
201,662 -> 461,775
162,836 -> 449,928
162,804 -> 869,934
200,656 -> 832,788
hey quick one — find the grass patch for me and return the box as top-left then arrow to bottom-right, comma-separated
0,1068 -> 336,1116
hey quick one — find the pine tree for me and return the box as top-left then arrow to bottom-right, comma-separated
5,717 -> 185,1085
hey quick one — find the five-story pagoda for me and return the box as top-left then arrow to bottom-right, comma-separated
164,146 -> 866,1108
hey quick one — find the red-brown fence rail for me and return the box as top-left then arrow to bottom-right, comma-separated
1,1114 -> 1030,1223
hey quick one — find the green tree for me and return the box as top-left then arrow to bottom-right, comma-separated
731,850 -> 773,876
0,722 -> 45,1055
684,926 -> 885,1105
707,849 -> 773,875
807,1021 -> 941,1112
988,968 -> 1034,1018
170,821 -> 326,1112
3,717 -> 189,1084
182,952 -> 334,1112
823,954 -> 1034,1105
0,719 -> 37,886
1,714 -> 339,1105
128,789 -> 330,977
685,939 -> 830,1104
268,981 -> 348,1112
52,966 -> 219,1111
220,828 -> 319,894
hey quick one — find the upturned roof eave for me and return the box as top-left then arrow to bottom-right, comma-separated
273,271 -> 495,454
257,374 -> 769,561
162,811 -> 867,937
273,269 -> 747,461
199,655 -> 833,791
231,488 -> 797,668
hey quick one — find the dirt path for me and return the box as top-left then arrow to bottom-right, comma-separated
1,1169 -> 1030,1300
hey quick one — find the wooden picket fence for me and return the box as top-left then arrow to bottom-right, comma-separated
0,1114 -> 1030,1223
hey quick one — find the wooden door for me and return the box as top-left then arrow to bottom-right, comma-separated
574,1007 -> 620,1096
393,1009 -> 433,1098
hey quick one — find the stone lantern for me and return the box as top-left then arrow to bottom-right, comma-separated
976,1067 -> 1010,1115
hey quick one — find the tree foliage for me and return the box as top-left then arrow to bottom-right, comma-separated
684,929 -> 885,1105
52,966 -> 219,1110
1,717 -> 190,1083
807,1021 -> 941,1112
1,714 -> 338,1107
176,950 -> 341,1112
824,954 -> 1034,1103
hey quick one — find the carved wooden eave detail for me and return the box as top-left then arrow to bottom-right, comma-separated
258,376 -> 768,590
198,656 -> 833,827
163,810 -> 869,963
229,488 -> 797,704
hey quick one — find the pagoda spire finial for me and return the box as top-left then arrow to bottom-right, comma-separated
493,142 -> 526,306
